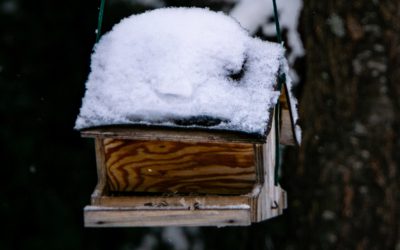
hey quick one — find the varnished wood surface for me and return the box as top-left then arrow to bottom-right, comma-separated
91,138 -> 108,203
103,139 -> 256,194
83,109 -> 288,227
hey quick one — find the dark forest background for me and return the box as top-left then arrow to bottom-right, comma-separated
1,0 -> 399,249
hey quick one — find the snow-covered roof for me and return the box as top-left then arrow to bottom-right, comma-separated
75,7 -> 289,136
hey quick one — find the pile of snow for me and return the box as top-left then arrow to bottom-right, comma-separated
230,0 -> 303,142
75,7 -> 287,135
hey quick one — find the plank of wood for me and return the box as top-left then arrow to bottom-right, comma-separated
91,138 -> 108,205
250,113 -> 287,222
81,126 -> 267,144
84,206 -> 251,227
265,114 -> 278,220
280,109 -> 296,145
279,86 -> 290,110
103,139 -> 256,195
280,82 -> 300,146
253,144 -> 265,185
251,144 -> 264,221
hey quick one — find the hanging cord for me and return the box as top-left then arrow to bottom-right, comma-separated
274,74 -> 285,185
272,0 -> 282,44
96,0 -> 106,43
272,0 -> 285,185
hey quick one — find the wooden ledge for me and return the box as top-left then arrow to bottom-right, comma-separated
84,206 -> 251,227
80,125 -> 267,144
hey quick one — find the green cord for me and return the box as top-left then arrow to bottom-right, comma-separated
272,0 -> 282,44
274,74 -> 285,185
96,0 -> 106,43
272,0 -> 285,186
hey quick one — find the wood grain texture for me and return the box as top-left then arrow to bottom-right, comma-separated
279,85 -> 297,146
91,138 -> 108,205
84,206 -> 251,227
279,86 -> 290,110
103,139 -> 256,194
253,114 -> 287,222
84,123 -> 287,227
83,107 -> 289,227
280,109 -> 296,145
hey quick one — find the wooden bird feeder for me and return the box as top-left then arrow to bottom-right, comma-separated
81,83 -> 299,227
77,6 -> 301,227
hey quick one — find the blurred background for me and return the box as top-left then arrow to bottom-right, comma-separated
1,0 -> 398,249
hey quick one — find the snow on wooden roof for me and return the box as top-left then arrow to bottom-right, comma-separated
75,7 -> 293,136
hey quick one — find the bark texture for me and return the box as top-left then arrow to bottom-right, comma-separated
292,1 -> 400,249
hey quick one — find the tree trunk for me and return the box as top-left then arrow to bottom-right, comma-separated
292,1 -> 400,249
